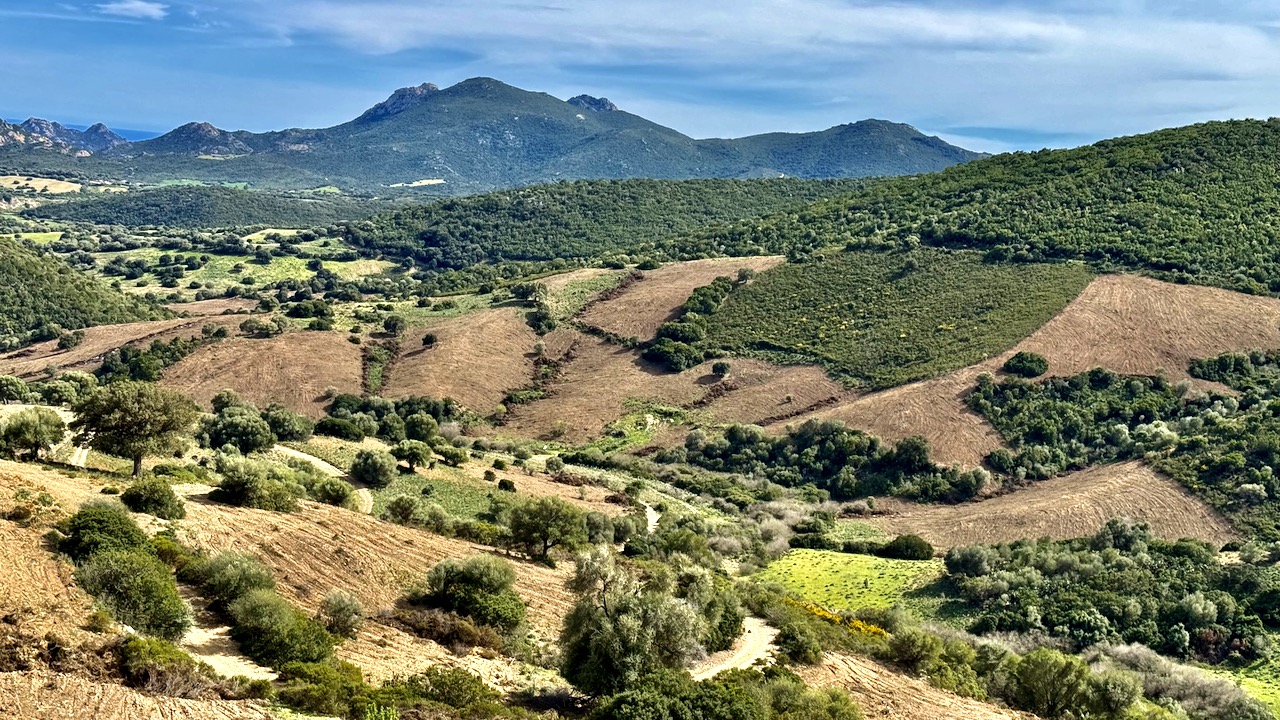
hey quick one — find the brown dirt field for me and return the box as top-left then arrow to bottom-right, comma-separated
798,653 -> 1036,720
167,298 -> 258,317
866,461 -> 1239,549
782,273 -> 1280,468
174,489 -> 575,635
539,266 -> 614,292
161,332 -> 363,417
388,308 -> 538,414
697,361 -> 846,427
577,256 -> 784,342
0,317 -> 242,379
0,672 -> 273,720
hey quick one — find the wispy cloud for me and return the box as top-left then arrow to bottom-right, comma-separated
96,0 -> 167,20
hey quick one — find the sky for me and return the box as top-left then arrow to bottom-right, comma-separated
2,0 -> 1280,153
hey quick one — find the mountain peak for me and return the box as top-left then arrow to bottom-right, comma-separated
354,82 -> 440,124
14,117 -> 125,153
568,95 -> 618,113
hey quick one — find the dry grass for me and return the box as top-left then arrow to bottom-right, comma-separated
866,461 -> 1239,549
0,175 -> 81,193
578,256 -> 783,341
797,652 -> 1035,720
161,331 -> 363,417
387,308 -> 538,415
167,298 -> 258,317
0,672 -> 273,720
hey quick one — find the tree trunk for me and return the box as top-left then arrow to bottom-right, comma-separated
132,455 -> 143,477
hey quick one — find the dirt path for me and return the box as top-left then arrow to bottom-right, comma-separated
643,502 -> 661,533
177,586 -> 276,682
69,446 -> 88,468
273,444 -> 344,477
690,616 -> 778,680
353,488 -> 373,514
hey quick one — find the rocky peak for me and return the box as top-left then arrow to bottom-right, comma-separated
354,82 -> 440,123
568,95 -> 619,113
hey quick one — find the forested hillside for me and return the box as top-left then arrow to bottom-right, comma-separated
341,178 -> 862,269
684,120 -> 1280,295
27,185 -> 385,227
0,236 -> 163,348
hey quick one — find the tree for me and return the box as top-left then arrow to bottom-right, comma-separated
1012,649 -> 1093,718
508,497 -> 587,562
383,315 -> 408,336
391,440 -> 433,472
72,382 -> 199,476
1004,351 -> 1049,378
560,546 -> 706,695
262,403 -> 314,442
711,361 -> 731,377
2,407 -> 66,460
350,449 -> 397,489
200,406 -> 276,454
0,375 -> 29,404
405,413 -> 439,441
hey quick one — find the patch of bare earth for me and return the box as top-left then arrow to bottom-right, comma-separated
781,274 -> 1280,468
578,256 -> 784,342
866,461 -> 1238,549
167,298 -> 258,317
177,586 -> 276,682
388,308 -> 538,415
173,488 -> 574,636
0,317 -> 243,379
690,617 -> 778,681
0,672 -> 272,720
798,653 -> 1035,720
161,332 -> 363,418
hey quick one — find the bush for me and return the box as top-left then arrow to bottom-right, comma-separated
776,622 -> 823,664
711,361 -> 731,377
211,454 -> 304,512
545,456 -> 565,474
1003,351 -> 1049,378
435,445 -> 468,467
497,478 -> 516,493
391,607 -> 503,651
121,477 -> 186,520
117,635 -> 218,698
315,417 -> 365,441
276,659 -> 369,717
191,552 -> 276,607
351,449 -> 397,489
200,406 -> 276,454
888,627 -> 943,674
385,494 -> 420,525
262,403 -> 314,442
59,500 -> 151,562
1011,649 -> 1093,718
877,534 -> 935,560
228,589 -> 336,668
320,589 -> 364,638
77,550 -> 190,640
309,477 -> 355,507
417,556 -> 527,633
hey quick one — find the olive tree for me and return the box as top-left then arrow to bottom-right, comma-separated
2,406 -> 66,460
71,382 -> 199,476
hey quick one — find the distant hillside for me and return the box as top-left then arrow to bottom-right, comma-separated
0,78 -> 983,191
341,177 -> 863,269
0,236 -> 163,348
684,120 -> 1280,296
26,185 -> 386,228
0,118 -> 125,153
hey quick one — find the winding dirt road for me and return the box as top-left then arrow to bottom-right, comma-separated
690,616 -> 778,680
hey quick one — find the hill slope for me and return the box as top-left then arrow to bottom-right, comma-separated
0,237 -> 163,347
26,185 -> 385,227
1,78 -> 984,191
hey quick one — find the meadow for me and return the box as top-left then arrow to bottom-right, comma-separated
755,549 -> 944,613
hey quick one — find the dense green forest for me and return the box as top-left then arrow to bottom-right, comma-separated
26,185 -> 386,228
699,248 -> 1092,387
340,178 -> 863,269
0,236 -> 163,349
680,120 -> 1280,296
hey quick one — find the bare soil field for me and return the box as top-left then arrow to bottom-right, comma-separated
578,256 -> 783,342
866,461 -> 1238,549
0,316 -> 242,379
783,273 -> 1280,467
0,511 -> 94,639
174,488 -> 575,635
539,266 -> 614,293
0,672 -> 273,720
161,331 -> 363,417
167,298 -> 258,316
388,308 -> 538,414
697,361 -> 847,427
798,653 -> 1035,720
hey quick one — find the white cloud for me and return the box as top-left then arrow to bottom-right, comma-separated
96,0 -> 167,20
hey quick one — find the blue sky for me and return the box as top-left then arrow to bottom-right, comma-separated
3,0 -> 1280,152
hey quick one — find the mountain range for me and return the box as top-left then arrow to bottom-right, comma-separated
0,78 -> 984,191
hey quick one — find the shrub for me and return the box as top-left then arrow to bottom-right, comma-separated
228,589 -> 336,667
117,635 -> 218,698
200,406 -> 276,454
1003,351 -> 1049,378
498,478 -> 516,493
351,449 -> 397,489
435,445 -> 468,467
711,361 -> 731,377
308,477 -> 355,507
192,552 -> 276,607
391,607 -> 503,651
262,403 -> 314,442
776,622 -> 823,664
545,456 -> 565,474
212,455 -> 304,512
315,417 -> 365,441
417,556 -> 527,633
77,550 -> 190,640
1011,649 -> 1093,718
276,659 -> 369,717
877,534 -> 935,560
59,500 -> 151,562
385,494 -> 420,525
121,477 -> 186,520
888,627 -> 943,674
320,589 -> 364,638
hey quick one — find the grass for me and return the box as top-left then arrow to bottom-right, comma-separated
0,175 -> 81,194
756,549 -> 944,613
583,399 -> 688,455
830,520 -> 887,542
92,247 -> 390,291
704,247 -> 1093,389
14,231 -> 63,243
548,270 -> 626,320
330,293 -> 493,330
1217,662 -> 1280,715
281,438 -> 362,472
370,464 -> 499,521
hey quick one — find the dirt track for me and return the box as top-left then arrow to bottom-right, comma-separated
0,672 -> 273,720
690,617 -> 777,680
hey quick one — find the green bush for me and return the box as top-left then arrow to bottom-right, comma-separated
262,403 -> 315,442
418,556 -> 526,633
350,449 -> 397,489
876,534 -> 935,560
228,589 -> 336,667
316,417 -> 365,442
59,500 -> 151,562
309,477 -> 355,507
776,622 -> 823,664
390,607 -> 503,651
276,659 -> 370,718
117,635 -> 218,696
1003,351 -> 1049,378
77,550 -> 190,640
190,551 -> 276,607
211,454 -> 304,512
320,589 -> 364,638
200,406 -> 276,454
888,627 -> 943,674
121,476 -> 186,520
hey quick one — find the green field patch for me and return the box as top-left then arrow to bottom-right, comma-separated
703,248 -> 1092,389
584,399 -> 688,455
92,247 -> 389,290
372,465 -> 503,521
1214,661 -> 1280,715
15,231 -> 63,243
756,549 -> 944,613
548,270 -> 627,320
331,293 -> 491,330
830,520 -> 887,542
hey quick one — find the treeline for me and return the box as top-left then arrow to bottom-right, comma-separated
339,178 -> 862,270
676,119 -> 1280,296
26,185 -> 385,228
0,236 -> 164,350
